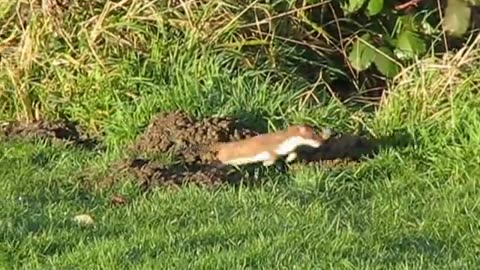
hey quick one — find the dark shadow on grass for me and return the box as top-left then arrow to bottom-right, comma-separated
280,128 -> 416,209
112,158 -> 289,193
296,128 -> 415,164
380,235 -> 459,264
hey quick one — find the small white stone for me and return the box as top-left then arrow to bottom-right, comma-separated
73,214 -> 94,226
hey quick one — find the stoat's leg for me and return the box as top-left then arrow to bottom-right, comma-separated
285,152 -> 297,163
262,151 -> 277,166
262,159 -> 275,166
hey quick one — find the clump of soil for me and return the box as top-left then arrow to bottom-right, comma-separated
296,133 -> 378,164
131,111 -> 258,164
109,111 -> 261,189
120,158 -> 242,189
112,111 -> 379,189
2,113 -> 381,190
1,120 -> 99,149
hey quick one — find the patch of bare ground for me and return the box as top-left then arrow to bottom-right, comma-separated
0,120 -> 99,150
295,133 -> 378,167
1,113 -> 381,189
97,111 -> 379,190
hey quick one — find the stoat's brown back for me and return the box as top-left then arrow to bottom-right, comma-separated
214,132 -> 289,162
213,124 -> 324,164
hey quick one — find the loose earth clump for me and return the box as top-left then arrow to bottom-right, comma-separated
296,133 -> 378,164
131,111 -> 258,164
119,158 -> 243,189
3,113 -> 380,190
112,111 -> 259,188
113,111 -> 379,189
1,119 -> 99,149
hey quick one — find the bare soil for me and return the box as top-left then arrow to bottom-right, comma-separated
2,112 -> 379,189
112,158 -> 243,190
1,119 -> 99,150
115,112 -> 378,189
130,111 -> 258,164
296,133 -> 377,163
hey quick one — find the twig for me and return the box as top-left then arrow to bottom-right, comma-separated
394,0 -> 421,11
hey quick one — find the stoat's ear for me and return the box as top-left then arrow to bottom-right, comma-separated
288,124 -> 313,135
297,125 -> 312,135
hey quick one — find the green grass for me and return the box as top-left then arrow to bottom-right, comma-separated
2,1 -> 480,269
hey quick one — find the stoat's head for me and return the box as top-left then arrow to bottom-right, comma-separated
274,124 -> 329,152
287,124 -> 331,146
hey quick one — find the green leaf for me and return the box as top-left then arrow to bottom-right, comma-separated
373,47 -> 401,78
464,0 -> 480,6
348,34 -> 376,71
342,0 -> 367,15
367,0 -> 383,16
395,30 -> 426,59
443,0 -> 471,37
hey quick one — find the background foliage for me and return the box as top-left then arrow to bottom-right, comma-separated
0,0 -> 479,124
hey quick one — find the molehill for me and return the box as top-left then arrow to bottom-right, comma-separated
1,111 -> 377,189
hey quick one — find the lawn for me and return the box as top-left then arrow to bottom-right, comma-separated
2,1 -> 480,269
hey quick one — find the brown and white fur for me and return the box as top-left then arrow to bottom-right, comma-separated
212,124 -> 330,166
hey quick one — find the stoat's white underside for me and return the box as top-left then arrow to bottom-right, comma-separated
226,151 -> 271,165
275,136 -> 321,155
224,136 -> 321,166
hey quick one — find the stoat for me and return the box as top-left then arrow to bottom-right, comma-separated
212,124 -> 330,166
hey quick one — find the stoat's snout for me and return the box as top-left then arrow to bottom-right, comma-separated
320,127 -> 332,140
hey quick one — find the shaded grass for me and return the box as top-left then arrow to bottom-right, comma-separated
2,0 -> 480,269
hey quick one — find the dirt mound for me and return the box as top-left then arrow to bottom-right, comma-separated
297,133 -> 377,163
106,111 -> 379,189
1,120 -> 99,149
118,158 -> 243,189
103,111 -> 259,188
131,111 -> 258,164
2,113 -> 380,190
